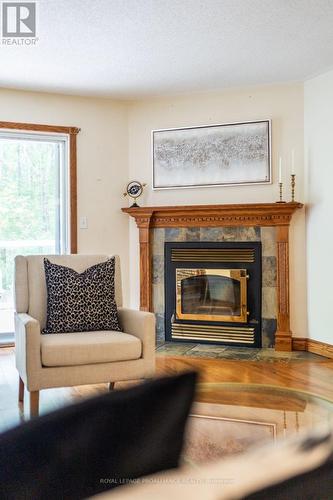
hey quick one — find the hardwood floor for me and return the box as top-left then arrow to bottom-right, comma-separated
156,356 -> 333,400
1,345 -> 333,434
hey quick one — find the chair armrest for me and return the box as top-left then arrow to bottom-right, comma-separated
15,313 -> 42,386
117,308 -> 155,362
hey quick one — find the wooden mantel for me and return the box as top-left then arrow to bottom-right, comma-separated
122,202 -> 303,351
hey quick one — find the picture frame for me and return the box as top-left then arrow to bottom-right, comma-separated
152,119 -> 271,190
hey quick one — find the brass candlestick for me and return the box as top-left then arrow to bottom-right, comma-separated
291,174 -> 296,202
276,182 -> 286,203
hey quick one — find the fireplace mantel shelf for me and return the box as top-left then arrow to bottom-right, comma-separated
122,201 -> 304,352
122,202 -> 303,228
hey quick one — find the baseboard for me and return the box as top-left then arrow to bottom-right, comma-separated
307,339 -> 333,359
292,338 -> 307,351
292,337 -> 333,359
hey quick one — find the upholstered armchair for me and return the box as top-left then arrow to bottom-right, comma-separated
14,254 -> 156,418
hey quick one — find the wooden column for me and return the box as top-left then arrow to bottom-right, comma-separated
136,213 -> 153,311
275,225 -> 292,351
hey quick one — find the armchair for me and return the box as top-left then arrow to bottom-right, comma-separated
14,254 -> 155,418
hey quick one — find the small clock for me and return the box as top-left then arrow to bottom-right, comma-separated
123,181 -> 146,208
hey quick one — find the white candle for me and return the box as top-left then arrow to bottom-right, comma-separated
279,157 -> 282,183
291,149 -> 295,175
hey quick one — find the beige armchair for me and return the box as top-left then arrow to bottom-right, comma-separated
14,254 -> 156,418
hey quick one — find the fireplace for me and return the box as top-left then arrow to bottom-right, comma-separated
165,242 -> 262,347
123,202 -> 303,351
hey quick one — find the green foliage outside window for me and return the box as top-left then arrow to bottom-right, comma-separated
0,139 -> 58,292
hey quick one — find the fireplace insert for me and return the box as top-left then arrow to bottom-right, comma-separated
176,268 -> 248,322
165,242 -> 262,347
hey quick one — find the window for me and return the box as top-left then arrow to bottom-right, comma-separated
0,122 -> 79,344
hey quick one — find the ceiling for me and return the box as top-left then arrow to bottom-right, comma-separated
1,0 -> 333,99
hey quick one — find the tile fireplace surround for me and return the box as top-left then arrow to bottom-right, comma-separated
122,203 -> 303,351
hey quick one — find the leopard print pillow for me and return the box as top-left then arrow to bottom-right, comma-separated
42,257 -> 121,334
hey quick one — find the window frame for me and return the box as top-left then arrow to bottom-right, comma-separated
0,121 -> 80,253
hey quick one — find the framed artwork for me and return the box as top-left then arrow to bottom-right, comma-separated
152,119 -> 271,189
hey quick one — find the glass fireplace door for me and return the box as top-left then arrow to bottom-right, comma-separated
176,268 -> 248,323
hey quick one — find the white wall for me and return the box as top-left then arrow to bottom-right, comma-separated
127,84 -> 307,339
0,83 -> 309,339
304,70 -> 333,344
0,88 -> 130,304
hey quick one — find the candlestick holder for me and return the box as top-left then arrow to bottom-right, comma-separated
291,174 -> 296,202
276,182 -> 286,203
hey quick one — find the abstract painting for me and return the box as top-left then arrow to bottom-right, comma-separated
152,120 -> 271,189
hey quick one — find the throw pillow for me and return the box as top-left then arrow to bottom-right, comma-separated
0,371 -> 197,500
43,257 -> 121,334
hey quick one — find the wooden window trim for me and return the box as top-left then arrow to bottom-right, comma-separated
0,120 -> 81,253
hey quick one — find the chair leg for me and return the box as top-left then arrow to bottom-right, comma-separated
18,376 -> 24,403
29,391 -> 39,418
109,382 -> 115,390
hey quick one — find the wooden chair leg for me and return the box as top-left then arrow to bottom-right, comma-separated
19,376 -> 24,403
29,391 -> 39,418
109,382 -> 115,390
